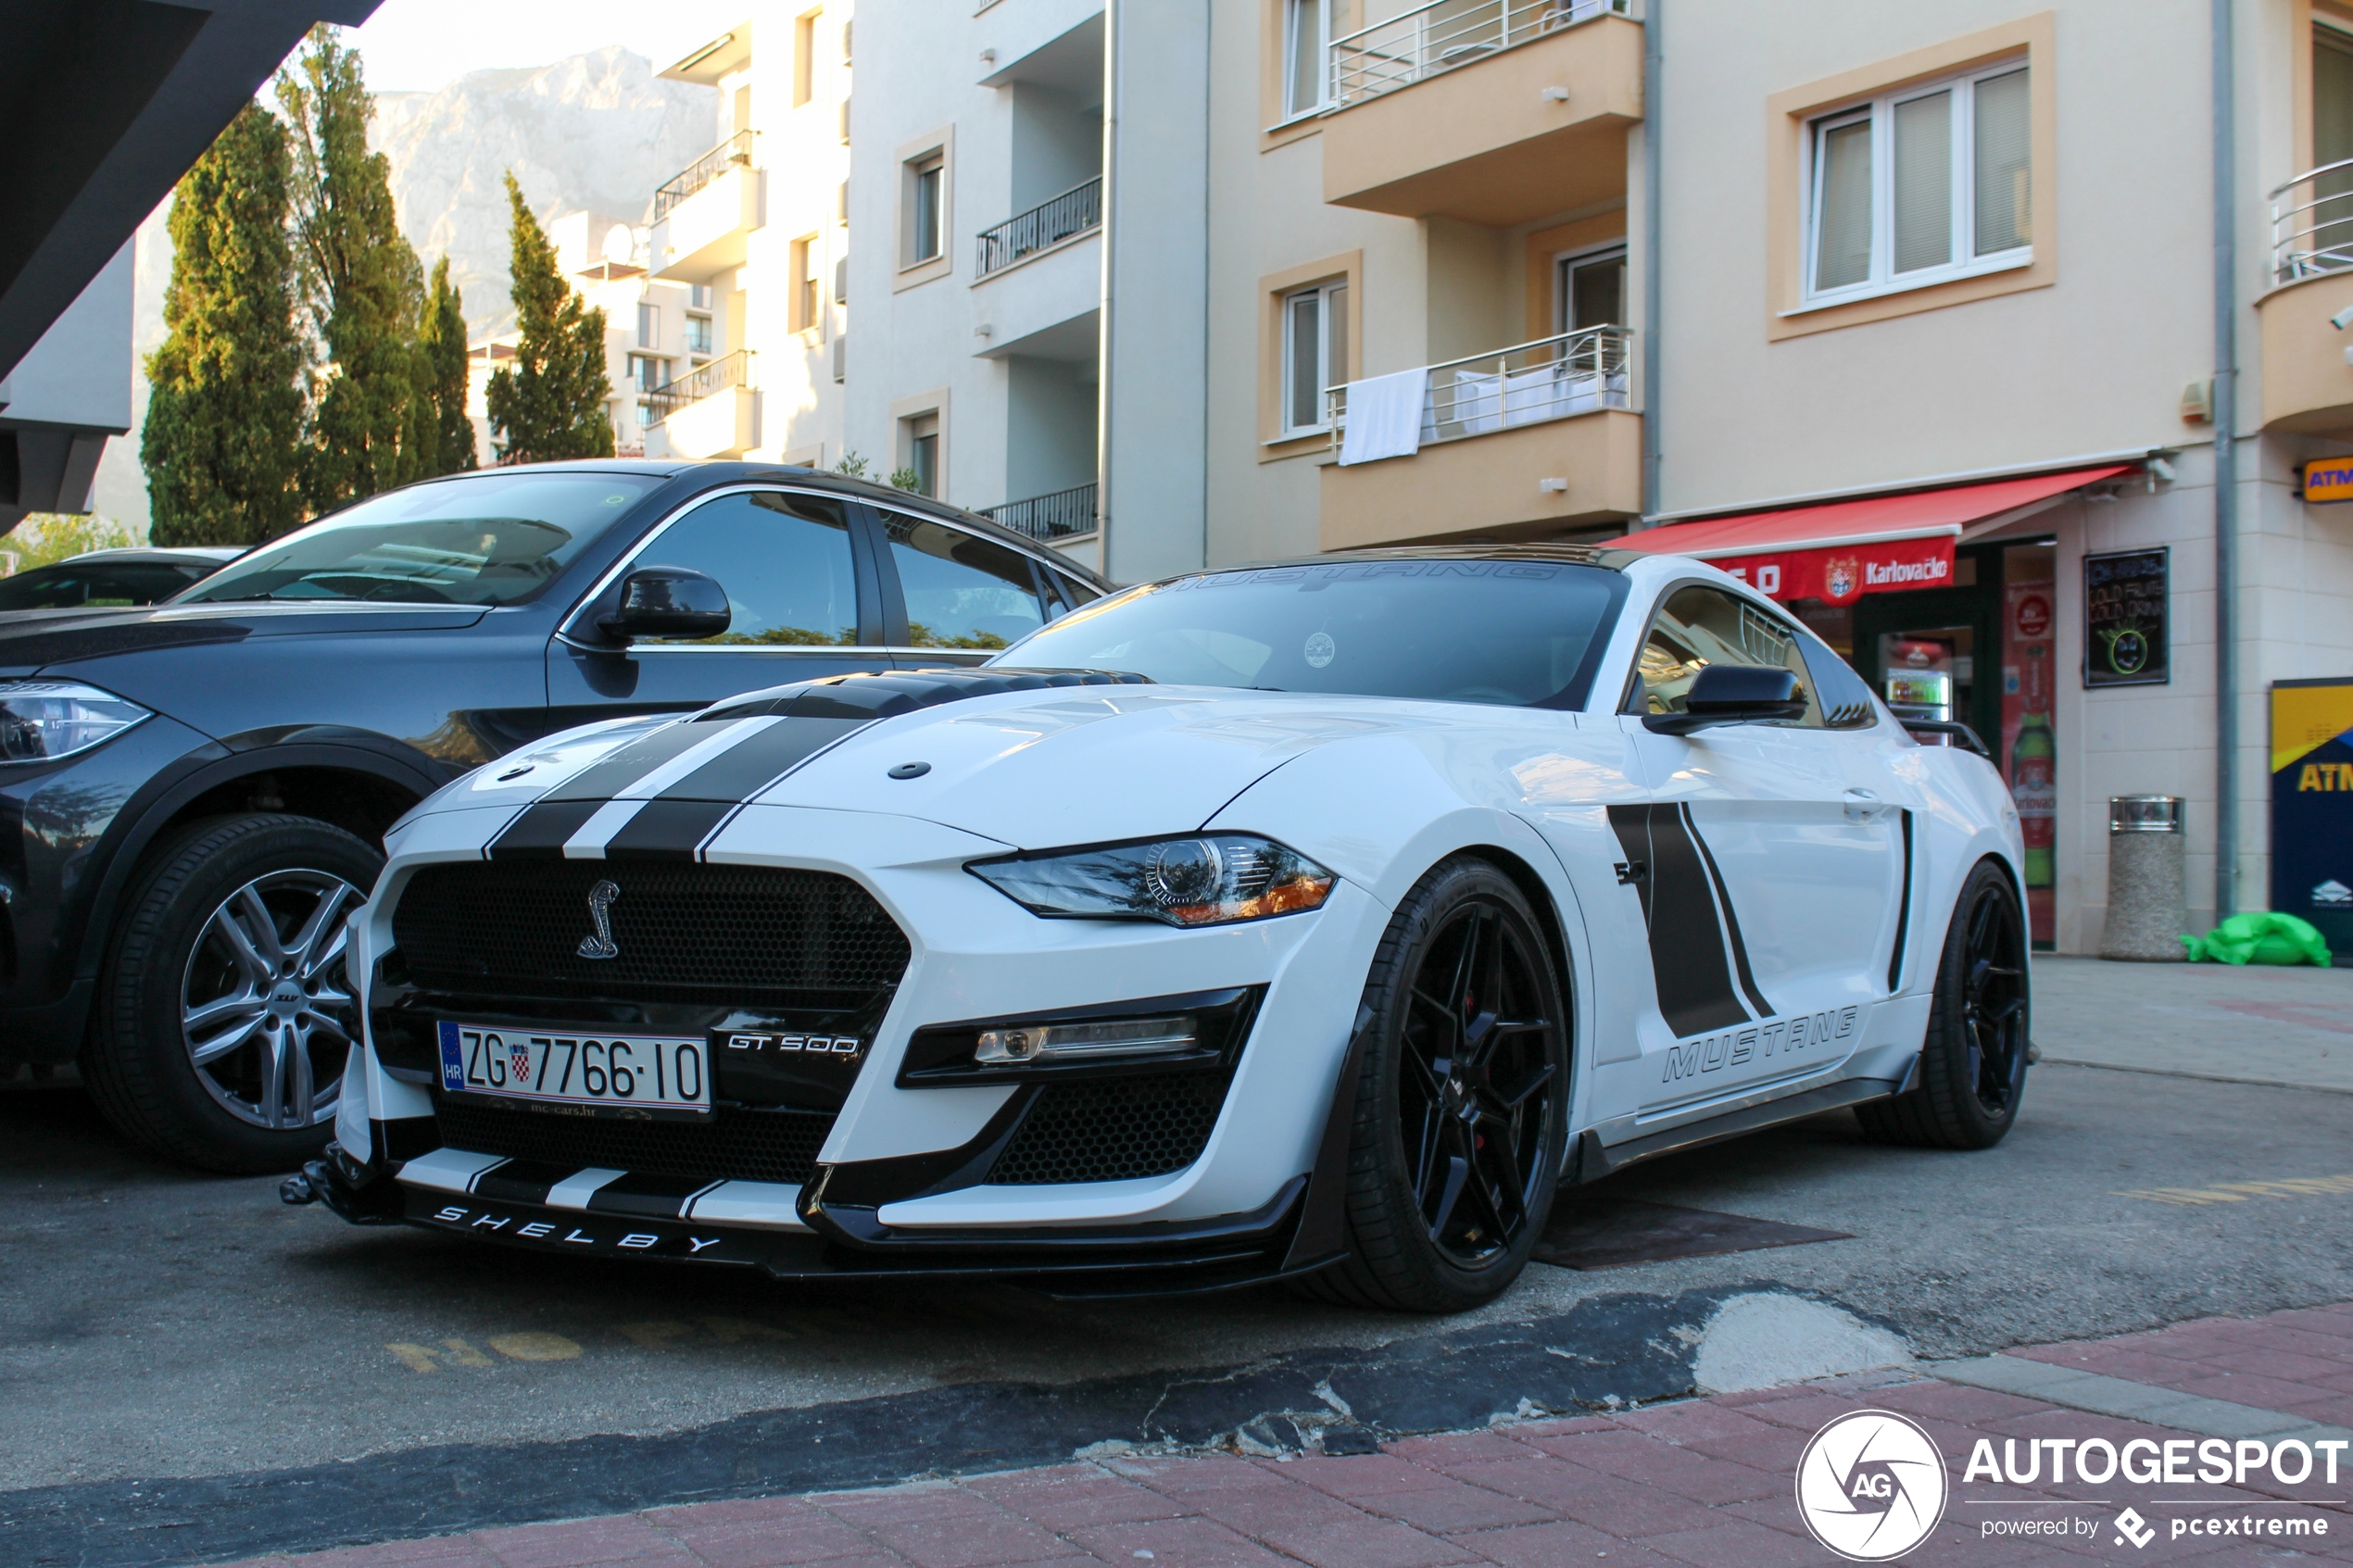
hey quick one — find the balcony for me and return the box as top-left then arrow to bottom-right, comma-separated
1318,327 -> 1639,549
649,132 -> 760,285
1320,0 -> 1641,227
648,350 -> 757,458
2259,161 -> 2353,436
976,177 -> 1102,279
980,482 -> 1096,541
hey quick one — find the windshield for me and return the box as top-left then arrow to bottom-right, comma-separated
178,471 -> 666,606
996,558 -> 1629,709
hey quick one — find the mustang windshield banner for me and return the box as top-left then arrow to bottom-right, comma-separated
1715,535 -> 1957,606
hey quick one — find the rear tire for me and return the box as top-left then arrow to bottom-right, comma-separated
1297,857 -> 1569,1313
81,814 -> 380,1173
1856,858 -> 2030,1150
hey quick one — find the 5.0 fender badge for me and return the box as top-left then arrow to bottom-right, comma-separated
577,879 -> 621,960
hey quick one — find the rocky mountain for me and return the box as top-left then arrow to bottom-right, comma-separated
89,48 -> 716,529
375,47 -> 717,338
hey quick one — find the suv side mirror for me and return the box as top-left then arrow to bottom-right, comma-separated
597,566 -> 731,643
1643,664 -> 1808,734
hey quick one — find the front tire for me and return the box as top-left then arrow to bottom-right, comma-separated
82,814 -> 381,1173
1302,857 -> 1569,1313
1856,858 -> 2030,1150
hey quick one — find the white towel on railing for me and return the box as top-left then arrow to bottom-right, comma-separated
1338,369 -> 1430,465
1451,370 -> 1503,434
1503,365 -> 1566,426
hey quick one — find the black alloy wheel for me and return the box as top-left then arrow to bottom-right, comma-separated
1857,858 -> 2031,1150
1301,856 -> 1569,1312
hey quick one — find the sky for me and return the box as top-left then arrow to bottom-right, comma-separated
348,0 -> 748,93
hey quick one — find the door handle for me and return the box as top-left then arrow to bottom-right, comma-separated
1843,788 -> 1882,822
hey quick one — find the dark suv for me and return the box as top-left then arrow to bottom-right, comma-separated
0,461 -> 1105,1171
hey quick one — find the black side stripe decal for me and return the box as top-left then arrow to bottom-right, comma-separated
1608,803 -> 1750,1038
1887,808 -> 1915,993
487,798 -> 602,860
1681,802 -> 1774,1020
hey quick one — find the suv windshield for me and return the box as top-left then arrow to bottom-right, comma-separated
996,558 -> 1628,708
179,471 -> 666,606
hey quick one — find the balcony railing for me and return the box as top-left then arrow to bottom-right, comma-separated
1328,0 -> 1628,109
1327,326 -> 1631,447
979,482 -> 1097,540
645,349 -> 753,422
2271,157 -> 2353,284
975,177 -> 1102,278
654,130 -> 757,220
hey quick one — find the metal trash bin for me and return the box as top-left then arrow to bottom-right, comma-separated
2101,796 -> 2187,960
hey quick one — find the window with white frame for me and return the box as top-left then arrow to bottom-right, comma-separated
1805,60 -> 2031,305
1283,0 -> 1329,120
635,303 -> 660,349
907,154 -> 944,265
1281,279 -> 1348,434
1556,244 -> 1626,332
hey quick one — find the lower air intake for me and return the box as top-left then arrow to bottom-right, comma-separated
431,1099 -> 835,1186
986,1073 -> 1229,1185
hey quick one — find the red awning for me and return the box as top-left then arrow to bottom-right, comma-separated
1617,464 -> 2136,605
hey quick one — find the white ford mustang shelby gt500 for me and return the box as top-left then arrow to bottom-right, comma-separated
307,544 -> 2030,1311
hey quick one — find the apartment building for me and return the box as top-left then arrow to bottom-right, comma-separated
641,11 -> 854,468
1189,0 -> 2353,958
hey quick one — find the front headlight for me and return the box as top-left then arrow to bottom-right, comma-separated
0,681 -> 153,763
969,834 -> 1336,926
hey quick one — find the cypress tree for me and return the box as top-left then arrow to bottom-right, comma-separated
484,173 -> 615,463
141,102 -> 307,547
419,256 -> 477,474
279,25 -> 429,509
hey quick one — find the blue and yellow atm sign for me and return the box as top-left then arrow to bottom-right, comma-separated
2300,457 -> 2353,503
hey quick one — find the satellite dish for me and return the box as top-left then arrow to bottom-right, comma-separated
601,225 -> 637,266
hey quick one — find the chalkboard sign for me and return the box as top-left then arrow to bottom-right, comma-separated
2083,547 -> 2169,687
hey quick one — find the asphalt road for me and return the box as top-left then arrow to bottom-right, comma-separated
6,954 -> 2352,1512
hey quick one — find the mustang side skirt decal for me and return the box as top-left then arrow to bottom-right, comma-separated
1607,803 -> 1753,1037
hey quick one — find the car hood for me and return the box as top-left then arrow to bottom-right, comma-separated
430,669 -> 1445,852
0,601 -> 490,679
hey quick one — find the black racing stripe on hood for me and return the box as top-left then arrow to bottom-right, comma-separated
489,799 -> 603,859
540,718 -> 716,803
0,613 -> 253,671
657,715 -> 870,802
699,667 -> 1151,724
603,799 -> 733,860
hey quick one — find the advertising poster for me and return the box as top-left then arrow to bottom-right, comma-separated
2271,678 -> 2353,961
2004,577 -> 2058,945
2083,547 -> 2170,686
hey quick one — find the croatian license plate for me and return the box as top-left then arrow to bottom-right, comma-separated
436,1022 -> 711,1114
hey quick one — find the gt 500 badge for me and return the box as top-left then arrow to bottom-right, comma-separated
729,1033 -> 862,1057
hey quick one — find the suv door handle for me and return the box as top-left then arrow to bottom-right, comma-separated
1843,787 -> 1882,821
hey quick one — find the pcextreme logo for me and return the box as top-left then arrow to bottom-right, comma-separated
1795,1411 -> 1949,1561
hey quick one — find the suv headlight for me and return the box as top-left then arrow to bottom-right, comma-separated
969,834 -> 1336,927
0,681 -> 153,763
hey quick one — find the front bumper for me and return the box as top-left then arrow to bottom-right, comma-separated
332,802 -> 1390,1288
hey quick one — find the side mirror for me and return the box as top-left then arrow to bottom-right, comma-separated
597,566 -> 731,643
1643,664 -> 1809,734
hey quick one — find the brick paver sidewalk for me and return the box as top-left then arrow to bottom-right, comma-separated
225,1304 -> 2353,1568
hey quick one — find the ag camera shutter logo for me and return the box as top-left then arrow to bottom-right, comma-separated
1795,1410 -> 1949,1561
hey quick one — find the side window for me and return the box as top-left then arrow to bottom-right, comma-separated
632,491 -> 862,646
882,512 -> 1046,649
1629,584 -> 1823,728
1797,633 -> 1881,731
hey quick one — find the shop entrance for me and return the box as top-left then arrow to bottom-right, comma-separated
1838,540 -> 2061,947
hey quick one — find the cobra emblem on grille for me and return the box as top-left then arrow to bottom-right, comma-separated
576,879 -> 621,960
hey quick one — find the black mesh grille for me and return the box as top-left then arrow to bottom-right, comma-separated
988,1073 -> 1230,1185
432,1098 -> 834,1185
393,861 -> 911,1007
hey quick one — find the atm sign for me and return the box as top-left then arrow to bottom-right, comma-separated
2301,457 -> 2353,503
